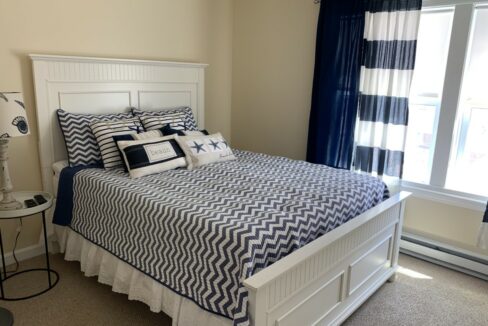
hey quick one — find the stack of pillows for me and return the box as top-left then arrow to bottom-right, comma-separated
57,107 -> 235,178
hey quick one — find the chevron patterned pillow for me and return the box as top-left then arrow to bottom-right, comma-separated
57,109 -> 134,167
90,118 -> 143,170
132,107 -> 198,131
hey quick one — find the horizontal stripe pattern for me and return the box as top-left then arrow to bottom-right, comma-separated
90,118 -> 142,169
354,1 -> 420,180
359,67 -> 414,97
354,146 -> 404,177
132,107 -> 198,131
362,40 -> 417,70
141,115 -> 186,131
356,121 -> 407,151
132,129 -> 164,140
364,10 -> 421,41
57,109 -> 134,167
358,94 -> 408,125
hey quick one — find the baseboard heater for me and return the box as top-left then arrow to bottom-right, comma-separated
400,232 -> 488,281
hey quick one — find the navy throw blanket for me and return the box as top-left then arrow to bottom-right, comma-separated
53,164 -> 102,226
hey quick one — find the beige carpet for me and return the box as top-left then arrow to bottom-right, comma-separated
1,254 -> 487,325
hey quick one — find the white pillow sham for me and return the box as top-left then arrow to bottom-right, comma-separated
176,133 -> 236,170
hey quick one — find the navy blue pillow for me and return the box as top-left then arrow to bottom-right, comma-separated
160,124 -> 185,136
113,134 -> 139,172
161,124 -> 209,136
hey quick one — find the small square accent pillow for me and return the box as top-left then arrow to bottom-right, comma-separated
57,109 -> 133,166
132,107 -> 198,131
90,118 -> 143,169
176,133 -> 236,170
116,135 -> 187,178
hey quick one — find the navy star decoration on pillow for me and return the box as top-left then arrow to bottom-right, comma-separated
176,132 -> 236,170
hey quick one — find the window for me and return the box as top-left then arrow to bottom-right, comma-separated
403,1 -> 488,198
446,6 -> 488,196
404,8 -> 454,183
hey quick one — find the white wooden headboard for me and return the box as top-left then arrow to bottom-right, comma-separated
30,54 -> 208,195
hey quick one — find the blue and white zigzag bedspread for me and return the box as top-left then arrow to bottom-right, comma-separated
58,150 -> 388,325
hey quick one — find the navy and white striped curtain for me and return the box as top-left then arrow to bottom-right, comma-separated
354,1 -> 421,188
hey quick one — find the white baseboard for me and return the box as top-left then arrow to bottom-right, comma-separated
400,233 -> 488,281
1,244 -> 45,267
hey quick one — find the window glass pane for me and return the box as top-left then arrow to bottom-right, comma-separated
403,8 -> 453,184
446,6 -> 488,196
403,104 -> 438,183
409,9 -> 454,99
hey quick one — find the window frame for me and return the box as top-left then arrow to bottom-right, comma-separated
401,0 -> 488,210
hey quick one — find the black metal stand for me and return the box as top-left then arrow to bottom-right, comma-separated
0,211 -> 59,301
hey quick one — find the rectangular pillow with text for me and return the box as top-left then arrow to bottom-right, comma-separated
116,135 -> 187,178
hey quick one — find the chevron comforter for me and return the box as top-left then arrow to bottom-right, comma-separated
67,150 -> 388,325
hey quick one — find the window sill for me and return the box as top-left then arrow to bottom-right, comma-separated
401,180 -> 487,212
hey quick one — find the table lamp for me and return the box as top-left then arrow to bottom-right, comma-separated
0,92 -> 30,210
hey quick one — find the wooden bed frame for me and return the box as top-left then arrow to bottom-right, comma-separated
31,54 -> 410,326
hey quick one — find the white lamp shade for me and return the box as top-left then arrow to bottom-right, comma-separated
0,92 -> 30,138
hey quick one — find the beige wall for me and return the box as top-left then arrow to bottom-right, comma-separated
404,197 -> 487,255
0,0 -> 233,252
232,0 -> 319,160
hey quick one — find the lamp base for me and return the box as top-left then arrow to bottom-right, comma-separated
0,307 -> 13,326
1,138 -> 22,211
0,198 -> 22,211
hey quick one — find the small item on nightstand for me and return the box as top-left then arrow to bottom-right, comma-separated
34,194 -> 47,205
24,199 -> 38,208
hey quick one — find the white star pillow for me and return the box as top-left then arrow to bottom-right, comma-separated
177,132 -> 236,170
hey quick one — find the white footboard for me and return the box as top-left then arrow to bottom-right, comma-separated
244,191 -> 410,326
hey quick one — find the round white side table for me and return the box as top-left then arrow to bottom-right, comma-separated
0,191 -> 59,302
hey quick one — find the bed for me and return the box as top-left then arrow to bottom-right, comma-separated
31,54 -> 410,326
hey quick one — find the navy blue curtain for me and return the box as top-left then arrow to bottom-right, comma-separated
484,201 -> 488,224
306,0 -> 365,169
479,201 -> 488,248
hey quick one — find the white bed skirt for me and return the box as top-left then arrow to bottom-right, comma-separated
63,229 -> 231,326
